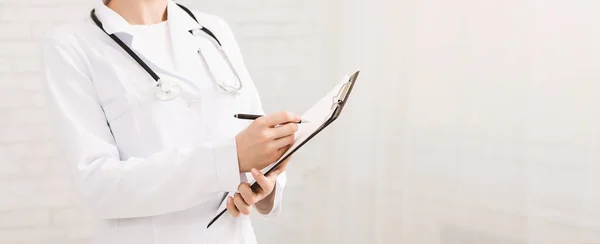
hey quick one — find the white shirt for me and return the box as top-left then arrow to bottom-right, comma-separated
129,21 -> 176,71
42,1 -> 286,244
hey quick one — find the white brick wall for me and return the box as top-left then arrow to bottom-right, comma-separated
0,1 -> 88,242
0,0 -> 338,243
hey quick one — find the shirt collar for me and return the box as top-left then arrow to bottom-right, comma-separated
94,0 -> 201,35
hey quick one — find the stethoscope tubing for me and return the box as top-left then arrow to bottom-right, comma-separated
90,9 -> 162,83
90,4 -> 242,99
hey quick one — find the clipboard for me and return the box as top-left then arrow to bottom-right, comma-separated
207,70 -> 360,228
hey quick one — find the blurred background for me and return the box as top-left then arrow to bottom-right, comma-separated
2,0 -> 600,243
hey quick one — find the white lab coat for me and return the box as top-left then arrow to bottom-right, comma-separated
42,1 -> 286,244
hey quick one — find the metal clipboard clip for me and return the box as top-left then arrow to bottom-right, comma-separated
331,75 -> 354,110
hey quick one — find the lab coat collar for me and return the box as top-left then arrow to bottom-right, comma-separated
94,0 -> 131,35
94,0 -> 201,39
166,1 -> 203,33
94,0 -> 204,91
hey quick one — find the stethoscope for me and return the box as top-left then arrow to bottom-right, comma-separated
90,4 -> 243,101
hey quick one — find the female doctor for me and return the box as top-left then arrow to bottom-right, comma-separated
42,0 -> 299,243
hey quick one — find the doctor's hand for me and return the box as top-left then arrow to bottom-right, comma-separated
227,157 -> 291,217
235,111 -> 300,173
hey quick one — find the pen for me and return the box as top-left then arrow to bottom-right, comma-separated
234,114 -> 308,124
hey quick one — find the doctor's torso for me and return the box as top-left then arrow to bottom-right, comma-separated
85,17 -> 260,160
43,2 -> 264,244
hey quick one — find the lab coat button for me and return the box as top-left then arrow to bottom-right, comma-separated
188,100 -> 198,109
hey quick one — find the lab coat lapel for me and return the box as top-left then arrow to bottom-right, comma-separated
168,3 -> 204,88
169,29 -> 202,87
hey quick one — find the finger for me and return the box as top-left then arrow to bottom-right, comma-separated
271,122 -> 298,139
269,157 -> 291,177
277,145 -> 292,153
271,134 -> 295,150
251,168 -> 275,195
266,164 -> 287,180
263,111 -> 300,127
234,193 -> 252,215
267,145 -> 292,177
238,183 -> 258,205
226,196 -> 241,217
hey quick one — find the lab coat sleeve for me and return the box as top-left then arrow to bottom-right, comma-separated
206,13 -> 288,217
42,32 -> 241,219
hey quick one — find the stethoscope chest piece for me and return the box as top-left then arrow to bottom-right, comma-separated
155,79 -> 181,101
